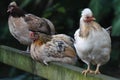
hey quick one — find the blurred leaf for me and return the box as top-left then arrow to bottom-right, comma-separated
57,6 -> 66,13
43,12 -> 52,18
112,16 -> 120,36
111,49 -> 120,61
35,0 -> 42,5
113,0 -> 120,15
112,0 -> 120,36
20,0 -> 32,8
1,24 -> 9,39
67,18 -> 74,28
43,3 -> 66,17
42,7 -> 53,17
53,3 -> 60,9
89,0 -> 102,21
89,0 -> 112,21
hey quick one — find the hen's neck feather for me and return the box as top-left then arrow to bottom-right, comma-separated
34,34 -> 52,46
10,7 -> 26,17
79,18 -> 102,38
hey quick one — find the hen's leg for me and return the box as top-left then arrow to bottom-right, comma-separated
26,46 -> 30,52
82,63 -> 93,76
94,64 -> 101,74
21,46 -> 30,54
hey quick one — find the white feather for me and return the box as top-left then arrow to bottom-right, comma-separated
74,28 -> 111,65
74,8 -> 111,66
81,8 -> 93,17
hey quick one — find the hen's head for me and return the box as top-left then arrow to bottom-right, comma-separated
81,8 -> 95,23
29,31 -> 51,43
7,1 -> 26,16
7,2 -> 17,13
29,31 -> 39,41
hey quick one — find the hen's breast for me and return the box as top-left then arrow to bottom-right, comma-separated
8,16 -> 32,45
74,29 -> 93,53
74,28 -> 111,64
30,41 -> 44,61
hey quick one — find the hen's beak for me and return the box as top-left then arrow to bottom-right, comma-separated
29,31 -> 38,41
29,31 -> 35,39
84,16 -> 96,22
89,16 -> 96,21
7,7 -> 13,13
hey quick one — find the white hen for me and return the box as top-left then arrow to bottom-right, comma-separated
74,8 -> 111,76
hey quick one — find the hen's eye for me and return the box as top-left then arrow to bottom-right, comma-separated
86,17 -> 89,19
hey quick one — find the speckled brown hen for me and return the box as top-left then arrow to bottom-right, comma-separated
29,31 -> 77,65
74,8 -> 111,76
7,2 -> 56,52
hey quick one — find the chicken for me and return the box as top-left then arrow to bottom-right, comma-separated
7,1 -> 56,52
74,8 -> 111,76
29,31 -> 77,65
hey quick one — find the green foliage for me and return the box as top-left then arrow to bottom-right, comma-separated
112,17 -> 120,36
0,24 -> 9,39
57,6 -> 66,14
89,0 -> 120,36
19,0 -> 32,8
89,0 -> 112,21
111,49 -> 120,61
112,0 -> 120,36
43,3 -> 66,18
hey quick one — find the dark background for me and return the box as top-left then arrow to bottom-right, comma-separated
0,0 -> 120,80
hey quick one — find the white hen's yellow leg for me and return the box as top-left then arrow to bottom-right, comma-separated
94,64 -> 101,74
82,64 -> 93,76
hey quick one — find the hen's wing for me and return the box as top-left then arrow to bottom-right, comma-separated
24,14 -> 55,35
44,39 -> 76,58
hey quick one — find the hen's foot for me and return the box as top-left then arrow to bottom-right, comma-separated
43,60 -> 48,66
82,69 -> 94,76
94,70 -> 101,74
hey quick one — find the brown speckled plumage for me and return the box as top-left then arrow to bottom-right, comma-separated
30,32 -> 77,65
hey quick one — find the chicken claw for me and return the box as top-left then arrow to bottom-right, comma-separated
94,64 -> 101,74
82,69 -> 94,76
94,70 -> 100,74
